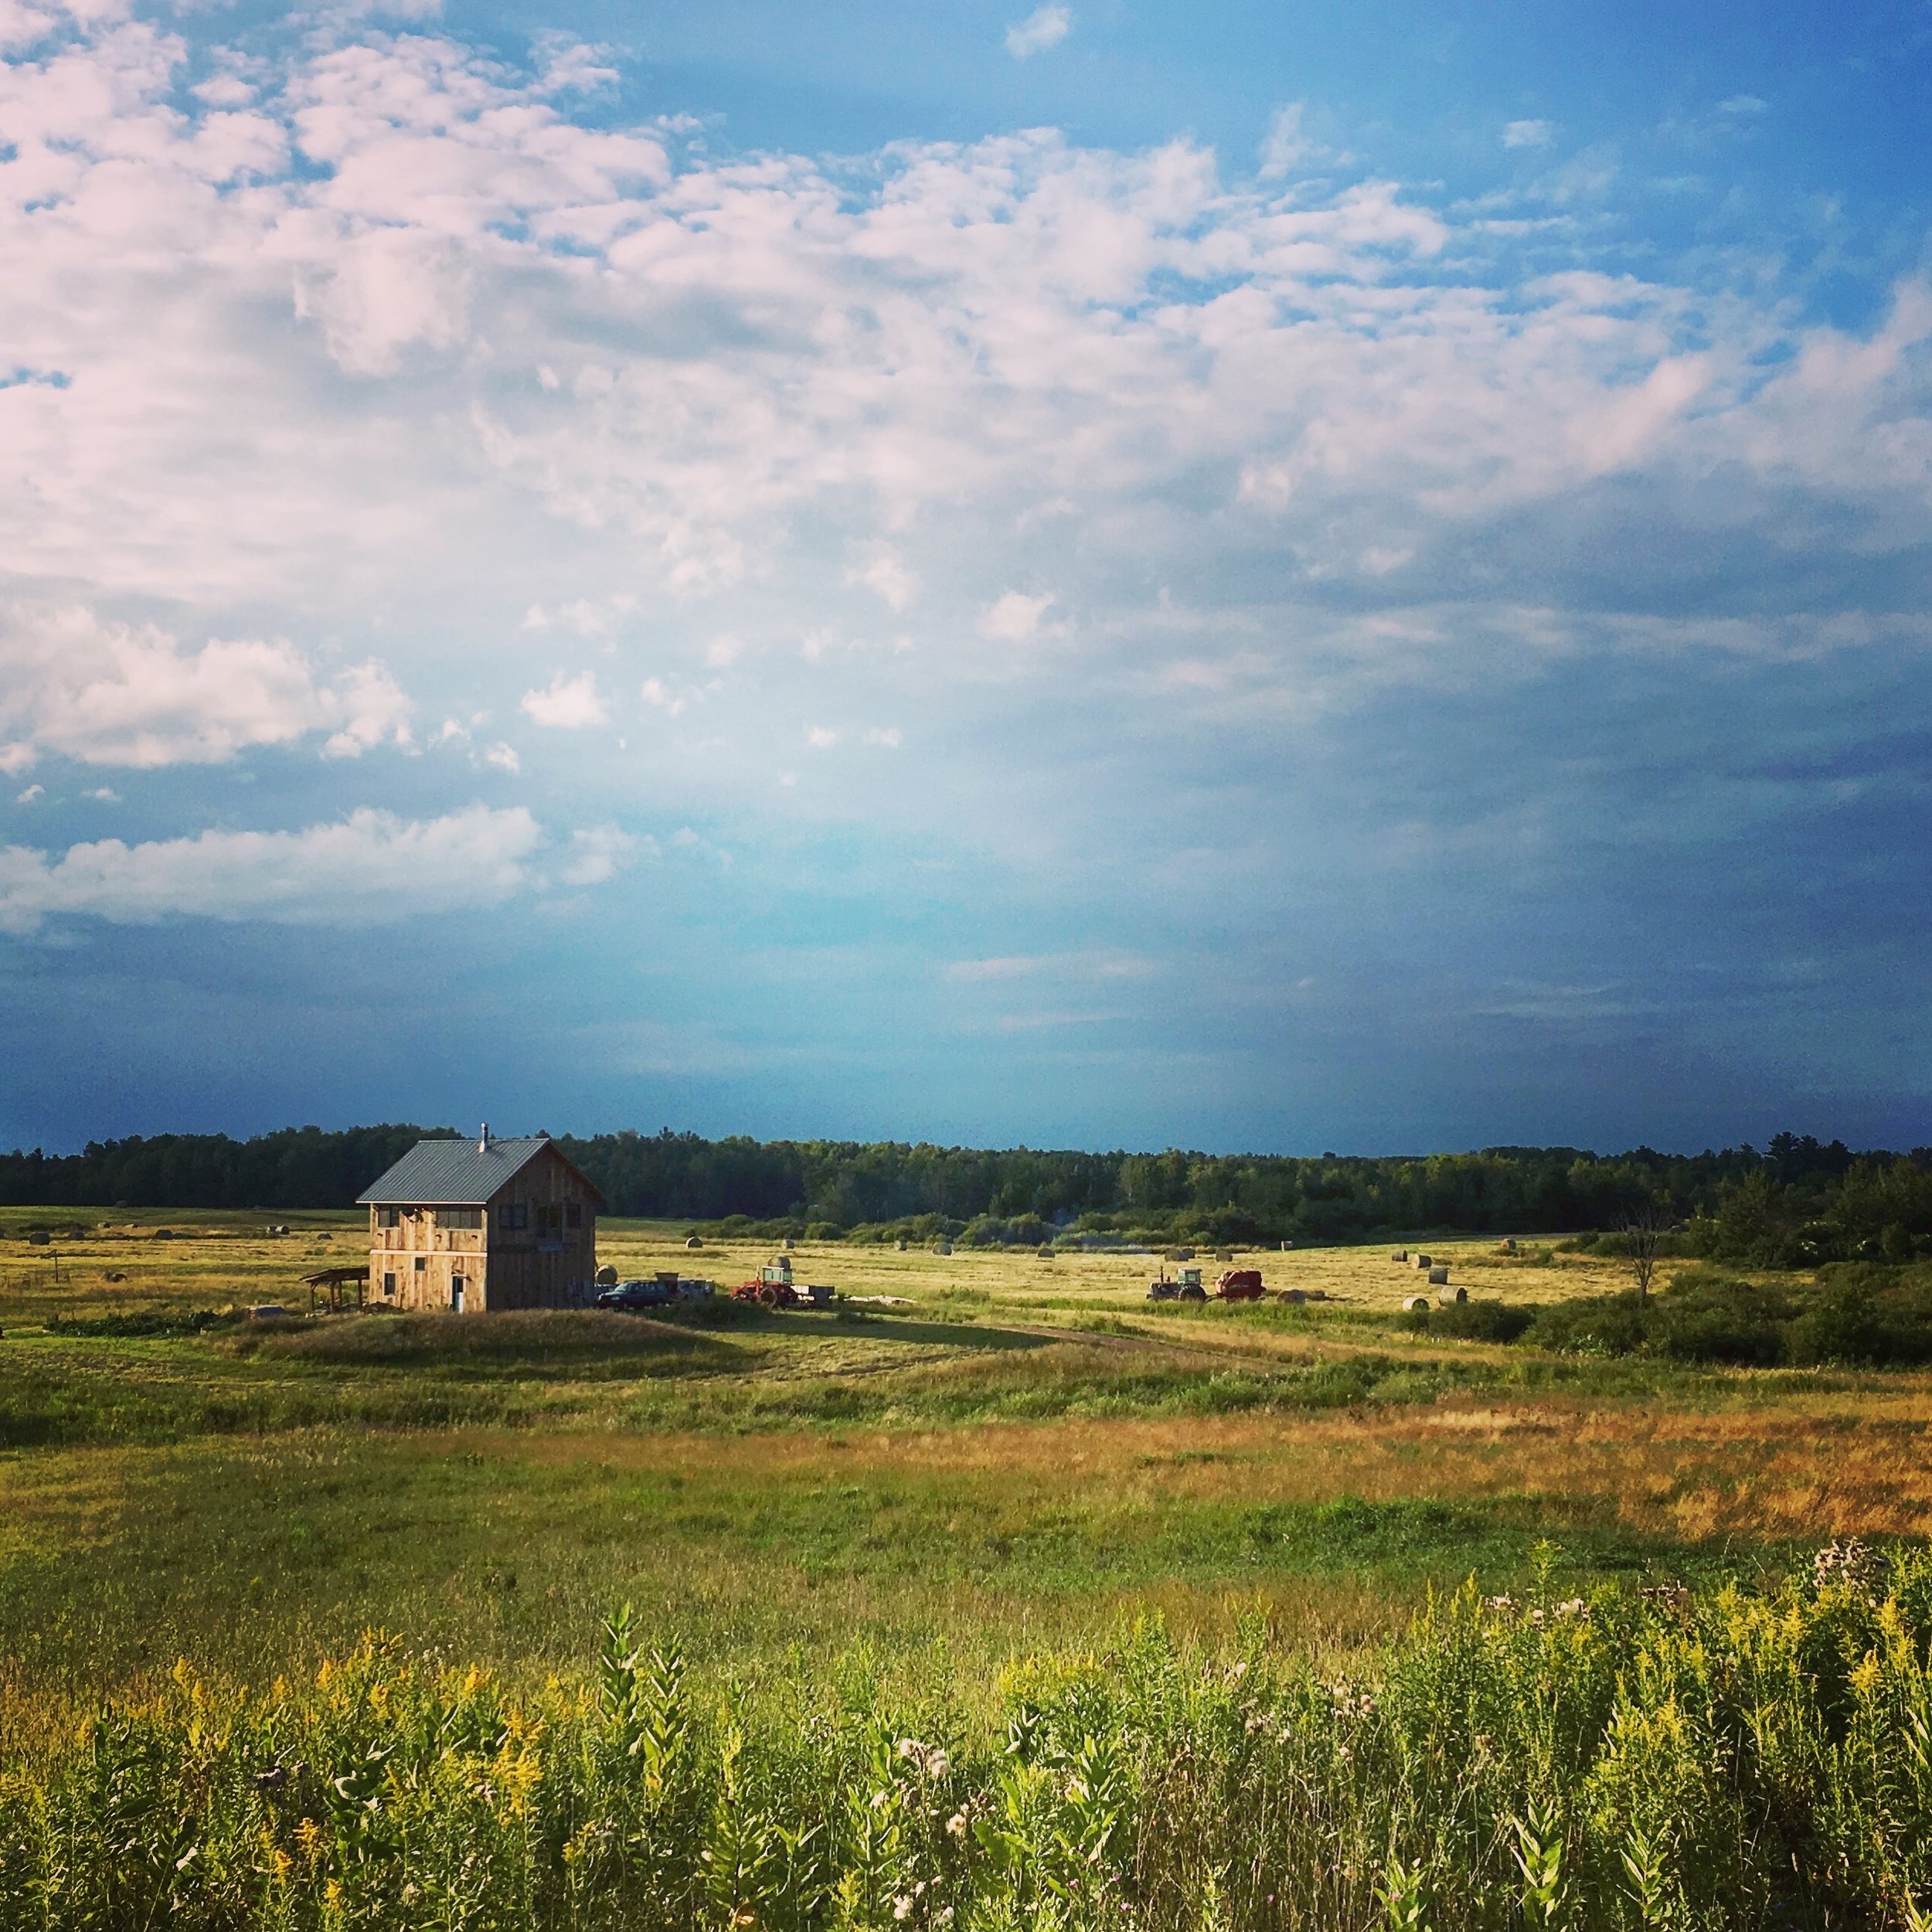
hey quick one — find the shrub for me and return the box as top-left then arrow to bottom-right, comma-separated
1405,1300 -> 1536,1343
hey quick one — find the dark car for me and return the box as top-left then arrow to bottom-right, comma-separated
597,1278 -> 675,1311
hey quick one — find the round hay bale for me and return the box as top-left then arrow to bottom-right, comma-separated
1428,1266 -> 1449,1285
685,1236 -> 703,1250
1403,1294 -> 1430,1313
1437,1286 -> 1468,1306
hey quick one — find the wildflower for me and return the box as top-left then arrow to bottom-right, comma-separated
893,1896 -> 915,1920
946,1812 -> 968,1838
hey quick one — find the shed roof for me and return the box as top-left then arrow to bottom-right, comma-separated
355,1136 -> 604,1207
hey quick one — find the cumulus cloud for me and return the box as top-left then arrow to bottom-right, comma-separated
0,804 -> 546,934
521,672 -> 607,728
1005,3 -> 1071,58
0,5 -> 1927,976
1502,118 -> 1555,148
0,607 -> 411,771
560,821 -> 639,885
980,592 -> 1059,641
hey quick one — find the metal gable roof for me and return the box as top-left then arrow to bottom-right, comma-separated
356,1136 -> 582,1206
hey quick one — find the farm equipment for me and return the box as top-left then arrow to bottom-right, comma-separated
1213,1269 -> 1266,1301
1147,1266 -> 1207,1302
733,1256 -> 837,1309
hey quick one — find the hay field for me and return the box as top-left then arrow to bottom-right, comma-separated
0,1211 -> 1923,1716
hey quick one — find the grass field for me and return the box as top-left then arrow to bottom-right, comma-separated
4,1214 -> 1930,1924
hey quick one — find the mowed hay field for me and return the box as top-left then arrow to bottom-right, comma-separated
0,1211 -> 1925,1709
11,1215 -> 1932,1927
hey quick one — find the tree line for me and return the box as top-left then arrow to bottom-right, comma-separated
5,1124 -> 1931,1260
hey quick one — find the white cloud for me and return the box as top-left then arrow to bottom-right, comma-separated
846,549 -> 918,612
0,607 -> 412,770
639,677 -> 685,716
1005,3 -> 1071,58
979,592 -> 1058,642
1718,94 -> 1767,115
864,726 -> 903,747
85,787 -> 119,801
1258,102 -> 1316,179
806,725 -> 838,749
1502,119 -> 1555,149
0,804 -> 547,934
521,672 -> 607,728
560,821 -> 641,885
483,741 -> 521,773
14,784 -> 43,804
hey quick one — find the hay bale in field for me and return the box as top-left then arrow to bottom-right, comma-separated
782,1236 -> 795,1250
1437,1287 -> 1467,1306
685,1236 -> 703,1250
1280,1240 -> 1294,1250
895,1239 -> 908,1251
1391,1249 -> 1408,1262
1214,1247 -> 1235,1261
1428,1267 -> 1449,1286
936,1240 -> 953,1255
1499,1236 -> 1517,1253
1277,1287 -> 1306,1304
28,1230 -> 49,1247
103,1271 -> 126,1283
1403,1294 -> 1430,1313
594,1264 -> 617,1287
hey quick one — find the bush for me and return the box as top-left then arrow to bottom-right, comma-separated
1521,1267 -> 1932,1366
1405,1300 -> 1536,1343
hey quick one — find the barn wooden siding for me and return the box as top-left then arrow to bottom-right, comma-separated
367,1145 -> 599,1312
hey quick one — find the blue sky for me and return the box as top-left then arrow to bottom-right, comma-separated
2,0 -> 1930,1156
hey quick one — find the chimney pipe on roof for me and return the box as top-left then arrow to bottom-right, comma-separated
479,1122 -> 491,1152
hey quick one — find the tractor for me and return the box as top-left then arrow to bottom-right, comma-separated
733,1255 -> 837,1309
1148,1266 -> 1207,1302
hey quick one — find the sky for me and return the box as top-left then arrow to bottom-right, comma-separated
2,0 -> 1931,1158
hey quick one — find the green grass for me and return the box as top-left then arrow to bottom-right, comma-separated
8,1548 -> 1932,1928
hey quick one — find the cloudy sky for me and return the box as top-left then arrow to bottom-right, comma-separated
3,0 -> 1930,1156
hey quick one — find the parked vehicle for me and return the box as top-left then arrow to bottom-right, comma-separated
597,1273 -> 713,1311
1215,1269 -> 1265,1301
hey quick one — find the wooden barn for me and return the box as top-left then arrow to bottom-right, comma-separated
356,1130 -> 604,1313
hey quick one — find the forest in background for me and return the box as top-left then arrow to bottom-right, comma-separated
5,1124 -> 1932,1264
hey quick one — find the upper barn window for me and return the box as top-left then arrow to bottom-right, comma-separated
498,1202 -> 529,1232
565,1202 -> 583,1230
439,1208 -> 482,1230
376,1206 -> 400,1228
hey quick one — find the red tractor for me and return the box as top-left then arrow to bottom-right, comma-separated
1214,1268 -> 1266,1301
733,1257 -> 837,1309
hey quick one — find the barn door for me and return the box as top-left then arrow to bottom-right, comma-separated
451,1277 -> 465,1313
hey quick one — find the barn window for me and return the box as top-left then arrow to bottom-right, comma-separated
537,1204 -> 563,1235
565,1202 -> 583,1230
440,1208 -> 481,1230
413,1256 -> 427,1272
382,1272 -> 395,1297
376,1206 -> 400,1228
498,1202 -> 528,1232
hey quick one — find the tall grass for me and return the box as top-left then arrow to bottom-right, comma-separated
5,1543 -> 1932,1928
